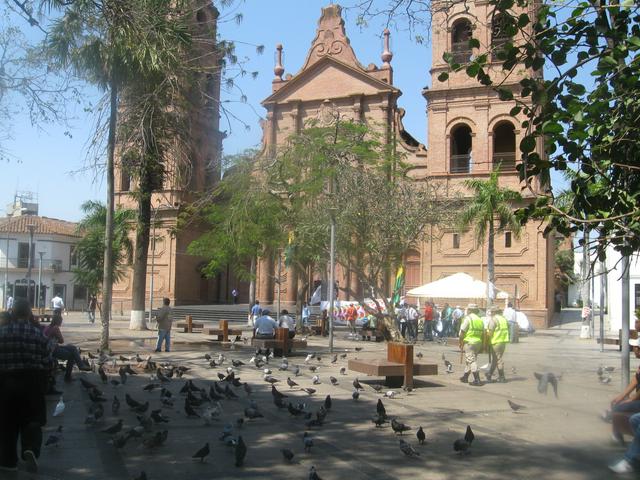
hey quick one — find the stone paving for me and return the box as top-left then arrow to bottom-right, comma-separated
4,311 -> 633,479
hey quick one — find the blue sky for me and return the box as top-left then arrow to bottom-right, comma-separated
2,0 -> 564,221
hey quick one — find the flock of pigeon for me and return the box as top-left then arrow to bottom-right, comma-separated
43,341 -> 566,479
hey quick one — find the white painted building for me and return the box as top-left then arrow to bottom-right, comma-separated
605,250 -> 640,333
0,214 -> 85,310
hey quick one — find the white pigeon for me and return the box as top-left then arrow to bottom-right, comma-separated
53,396 -> 65,417
264,368 -> 272,375
305,354 -> 313,364
312,375 -> 321,385
203,402 -> 223,426
226,367 -> 234,374
385,391 -> 397,398
249,356 -> 256,364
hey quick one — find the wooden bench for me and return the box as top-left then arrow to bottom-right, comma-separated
205,319 -> 243,342
176,315 -> 204,333
360,326 -> 383,342
251,327 -> 307,356
597,329 -> 638,351
348,342 -> 437,388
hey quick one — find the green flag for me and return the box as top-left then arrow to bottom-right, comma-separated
391,265 -> 405,307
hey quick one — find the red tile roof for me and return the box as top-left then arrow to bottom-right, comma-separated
0,215 -> 80,237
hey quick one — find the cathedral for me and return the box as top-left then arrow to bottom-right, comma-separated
254,3 -> 554,328
112,2 -> 555,328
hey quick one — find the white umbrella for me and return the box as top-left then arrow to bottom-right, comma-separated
406,272 -> 508,300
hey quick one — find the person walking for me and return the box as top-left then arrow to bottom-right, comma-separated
249,301 -> 262,327
231,288 -> 238,305
406,304 -> 419,343
0,298 -> 51,473
451,305 -> 464,338
301,302 -> 310,328
87,295 -> 97,324
485,308 -> 509,383
6,295 -> 13,311
423,302 -> 434,341
346,303 -> 357,335
51,294 -> 64,316
441,303 -> 452,337
458,304 -> 485,387
154,298 -> 173,353
503,302 -> 518,343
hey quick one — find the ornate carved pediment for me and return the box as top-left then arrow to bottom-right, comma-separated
302,5 -> 364,72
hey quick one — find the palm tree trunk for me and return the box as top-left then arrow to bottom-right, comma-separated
129,164 -> 153,330
100,81 -> 118,352
487,219 -> 495,309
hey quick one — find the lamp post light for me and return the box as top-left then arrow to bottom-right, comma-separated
37,251 -> 45,310
26,224 -> 36,305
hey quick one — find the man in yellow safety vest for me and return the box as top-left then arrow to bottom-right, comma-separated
485,308 -> 510,383
458,304 -> 485,386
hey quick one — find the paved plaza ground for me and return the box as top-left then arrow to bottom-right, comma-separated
5,310 -> 634,479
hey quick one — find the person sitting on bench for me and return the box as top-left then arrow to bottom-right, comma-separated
43,313 -> 90,382
278,310 -> 296,339
254,309 -> 277,339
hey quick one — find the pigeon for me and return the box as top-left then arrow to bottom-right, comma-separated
308,365 -> 318,373
271,385 -> 288,400
133,402 -> 149,414
184,400 -> 200,418
232,359 -> 245,368
287,377 -> 299,388
302,387 -> 316,395
156,368 -> 171,383
45,426 -> 63,447
112,432 -> 130,449
204,353 -> 212,361
534,372 -> 559,398
137,415 -> 153,432
98,366 -> 108,384
151,409 -> 169,423
372,415 -> 388,427
294,365 -> 301,376
101,419 -> 123,434
312,375 -> 321,385
331,354 -> 338,364
288,403 -> 304,416
264,375 -> 279,384
281,448 -> 294,462
143,430 -> 168,449
303,431 -> 314,452
324,395 -> 332,411
305,354 -> 314,363
192,442 -> 210,462
445,360 -> 453,373
417,426 -> 426,444
125,394 -> 143,409
118,367 -> 127,384
224,384 -> 238,399
352,390 -> 360,401
309,466 -> 322,480
203,403 -> 223,425
53,396 -> 65,417
309,465 -> 322,480
339,367 -> 347,375
391,418 -> 411,435
372,384 -> 384,393
340,353 -> 347,359
353,378 -> 364,390
399,438 -> 420,457
235,436 -> 247,467
88,388 -> 106,403
355,347 -> 363,352
416,351 -> 424,359
89,402 -> 104,422
330,376 -> 339,386
244,407 -> 264,419
278,361 -> 289,371
453,425 -> 475,454
143,383 -> 160,392
385,391 -> 398,398
508,400 -> 526,413
123,364 -> 137,375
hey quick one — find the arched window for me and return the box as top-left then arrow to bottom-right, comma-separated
405,249 -> 421,291
450,124 -> 472,173
493,121 -> 516,170
491,14 -> 511,61
451,19 -> 473,63
120,170 -> 130,192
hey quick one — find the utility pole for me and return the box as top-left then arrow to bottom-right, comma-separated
276,251 -> 282,325
37,252 -> 44,310
599,260 -> 605,353
26,224 -> 35,306
621,253 -> 631,388
328,216 -> 336,354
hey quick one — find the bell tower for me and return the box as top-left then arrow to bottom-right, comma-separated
422,0 -> 554,328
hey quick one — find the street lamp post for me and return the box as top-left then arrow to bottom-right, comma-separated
26,224 -> 36,305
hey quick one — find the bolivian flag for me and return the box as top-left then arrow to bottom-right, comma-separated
391,265 -> 405,307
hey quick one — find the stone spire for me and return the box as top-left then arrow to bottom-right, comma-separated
301,4 -> 364,71
381,29 -> 393,69
274,44 -> 285,80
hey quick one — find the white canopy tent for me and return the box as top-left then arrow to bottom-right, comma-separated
406,272 -> 509,301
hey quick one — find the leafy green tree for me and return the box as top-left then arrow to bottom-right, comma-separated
457,169 -> 522,307
555,248 -> 575,290
73,201 -> 135,301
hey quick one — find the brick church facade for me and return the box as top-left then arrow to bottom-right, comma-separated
255,4 -> 555,327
